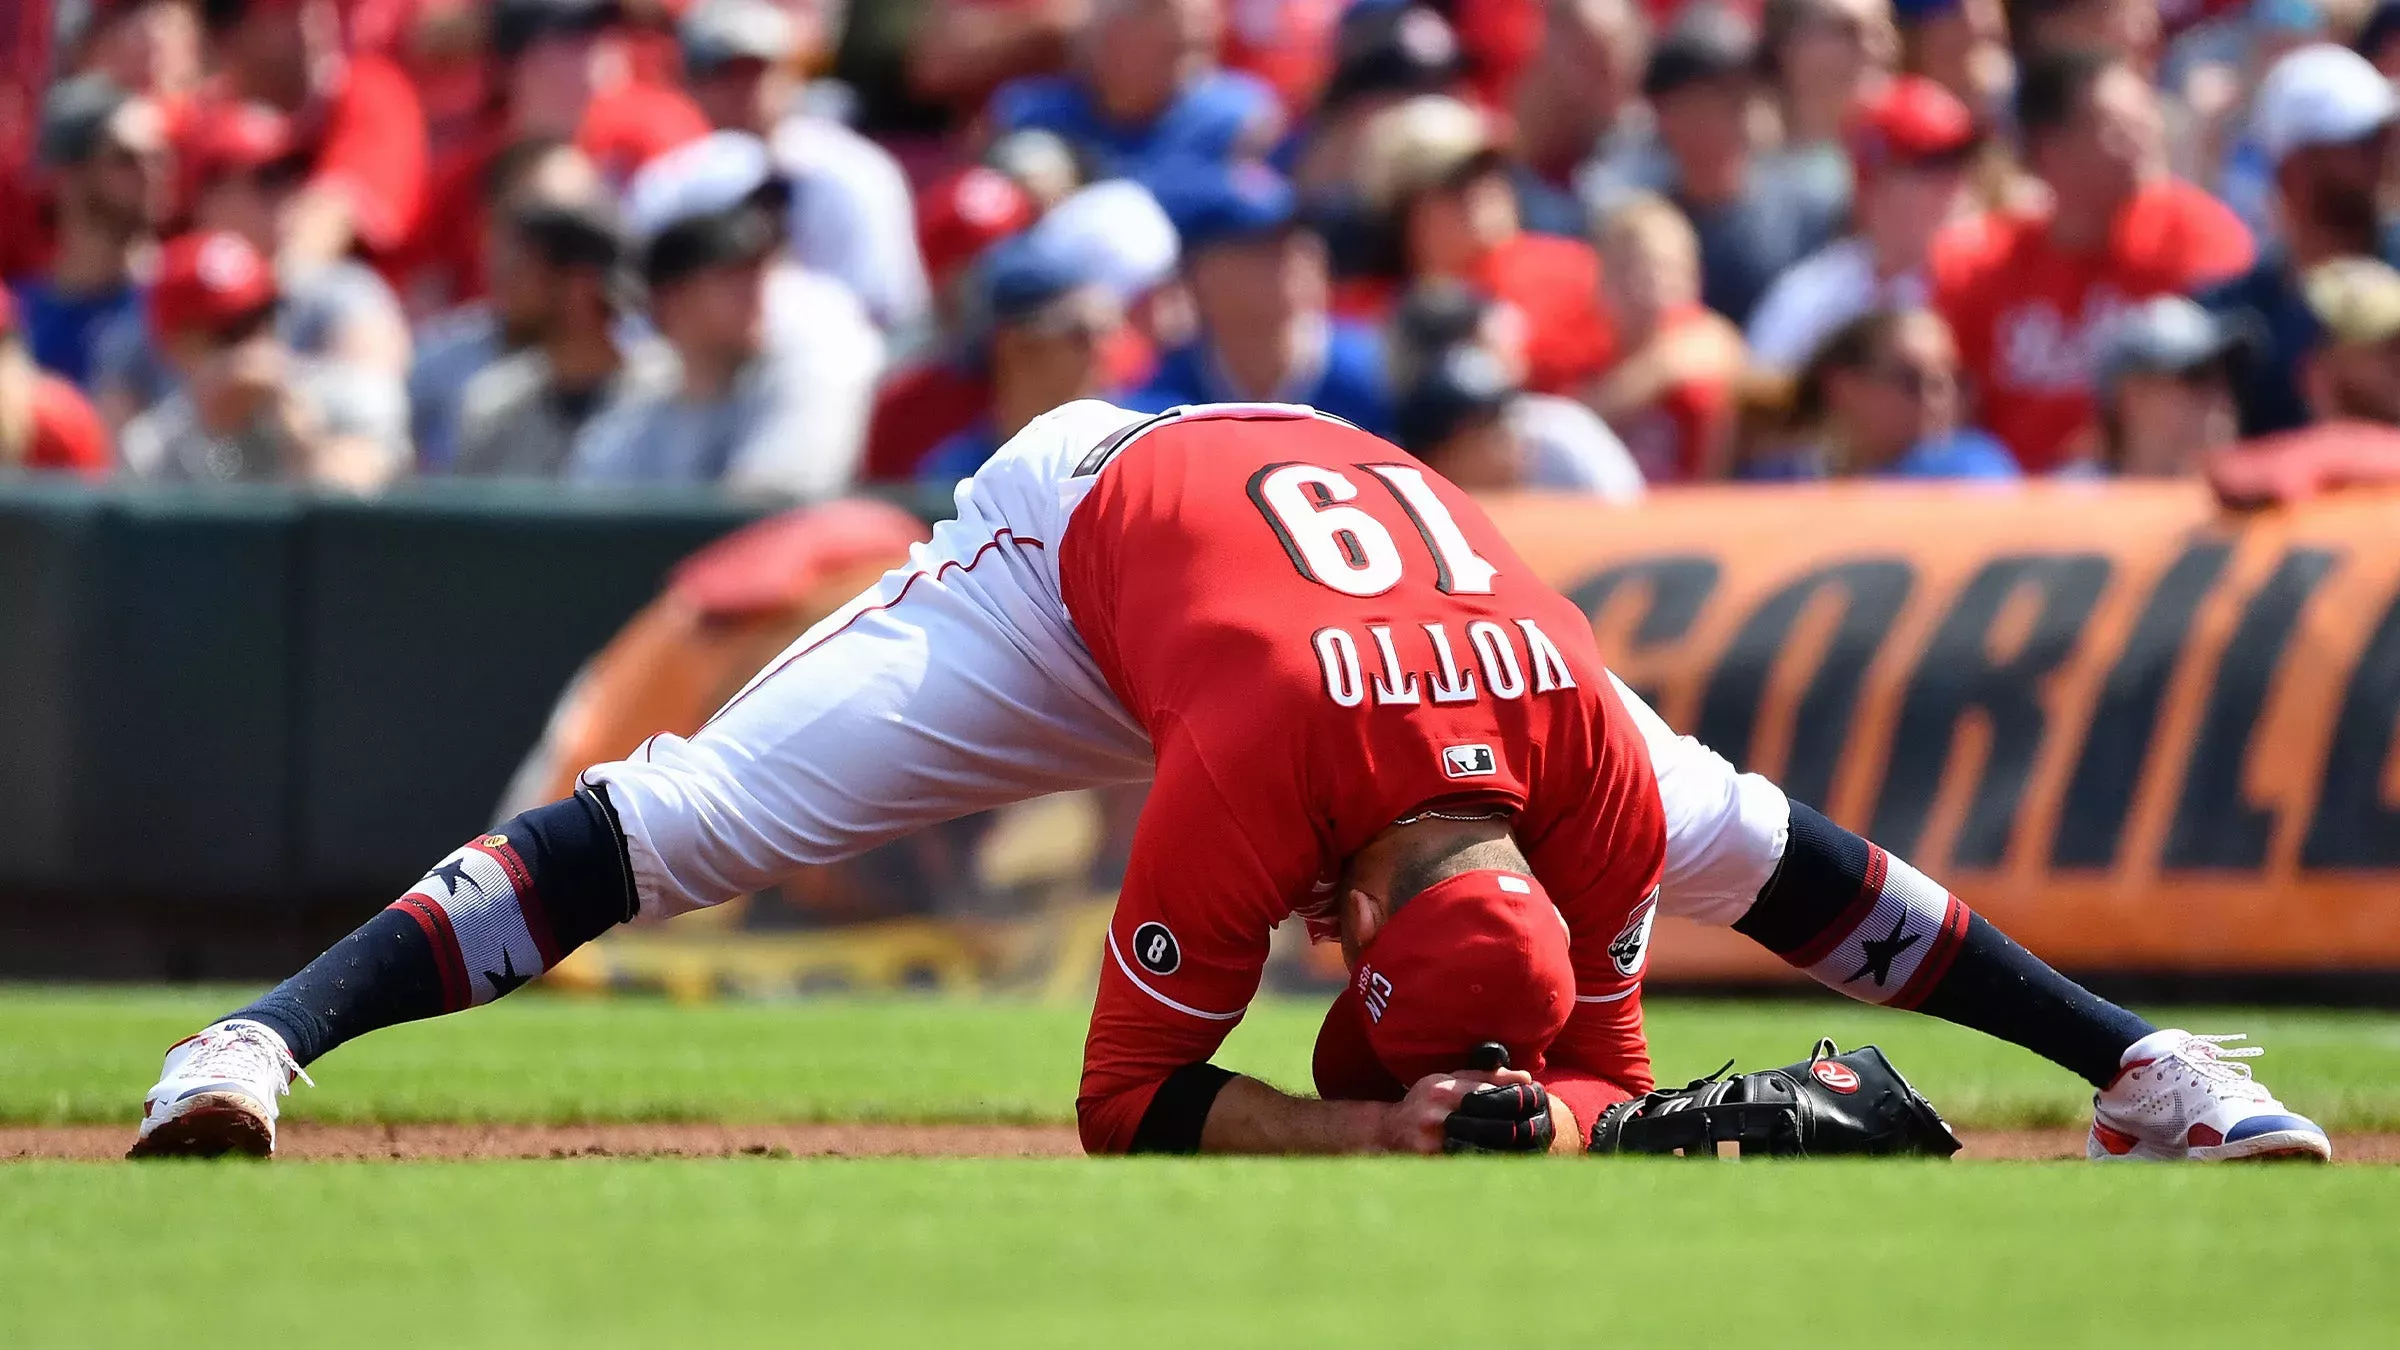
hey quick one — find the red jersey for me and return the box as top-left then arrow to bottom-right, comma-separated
21,374 -> 110,476
1606,305 -> 1740,482
1057,407 -> 1666,1152
1932,178 -> 2253,473
1334,233 -> 1615,396
396,87 -> 709,312
300,53 -> 429,257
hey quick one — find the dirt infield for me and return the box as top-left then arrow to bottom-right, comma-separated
9,1123 -> 2399,1162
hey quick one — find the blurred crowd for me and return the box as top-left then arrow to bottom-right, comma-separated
8,0 -> 2400,496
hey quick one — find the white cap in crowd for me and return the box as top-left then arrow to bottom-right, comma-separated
621,130 -> 785,245
1031,180 -> 1181,302
2253,43 -> 2400,164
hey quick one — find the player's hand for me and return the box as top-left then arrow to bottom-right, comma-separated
1379,1066 -> 1541,1154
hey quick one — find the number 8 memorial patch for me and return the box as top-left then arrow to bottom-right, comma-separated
1131,921 -> 1182,975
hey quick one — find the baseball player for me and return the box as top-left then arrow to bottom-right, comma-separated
133,401 -> 2327,1161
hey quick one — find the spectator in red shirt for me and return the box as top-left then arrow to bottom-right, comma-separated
182,100 -> 413,377
1586,190 -> 1743,479
199,0 -> 429,272
1351,93 -> 1616,394
1746,73 -> 1980,374
1220,0 -> 1345,116
396,0 -> 708,314
1450,0 -> 1546,108
1931,47 -> 2253,472
860,164 -> 1038,481
0,289 -> 113,477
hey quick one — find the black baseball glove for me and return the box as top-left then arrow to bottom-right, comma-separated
1442,1042 -> 1555,1154
1586,1038 -> 1961,1158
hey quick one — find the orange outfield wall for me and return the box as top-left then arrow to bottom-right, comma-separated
1485,482 -> 2400,979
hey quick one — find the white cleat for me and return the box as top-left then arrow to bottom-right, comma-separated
128,1019 -> 311,1160
2087,1029 -> 2331,1163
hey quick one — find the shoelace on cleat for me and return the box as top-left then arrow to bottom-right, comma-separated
2157,1033 -> 2272,1102
183,1023 -> 314,1096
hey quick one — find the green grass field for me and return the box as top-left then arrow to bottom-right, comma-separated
6,986 -> 2399,1347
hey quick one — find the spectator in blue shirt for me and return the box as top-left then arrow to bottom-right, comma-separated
1133,161 -> 1394,434
985,0 -> 1282,181
918,232 -> 1129,483
10,77 -> 169,390
1754,307 -> 2018,479
2201,43 -> 2400,437
1593,6 -> 1845,326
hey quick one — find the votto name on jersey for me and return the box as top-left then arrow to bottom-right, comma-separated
1309,616 -> 1580,711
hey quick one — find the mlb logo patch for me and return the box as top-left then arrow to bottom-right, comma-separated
1442,743 -> 1496,779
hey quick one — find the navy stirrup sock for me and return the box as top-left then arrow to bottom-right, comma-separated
1735,802 -> 2153,1088
230,787 -> 637,1065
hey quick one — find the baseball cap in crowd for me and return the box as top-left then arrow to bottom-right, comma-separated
513,197 -> 627,271
1643,5 -> 1759,100
180,101 -> 307,201
1345,869 -> 1578,1086
621,131 -> 791,287
980,232 -> 1121,337
1147,161 -> 1298,254
492,0 -> 621,60
916,165 -> 1037,287
2094,297 -> 2253,403
680,0 -> 795,74
1849,75 -> 1981,178
1356,95 -> 1505,212
1322,3 -> 1462,111
148,231 -> 279,344
1397,344 -> 1517,454
2252,44 -> 2400,164
38,74 -> 151,169
1035,179 -> 1179,301
2303,256 -> 2400,347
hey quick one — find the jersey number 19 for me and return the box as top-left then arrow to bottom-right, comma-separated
1246,462 -> 1501,598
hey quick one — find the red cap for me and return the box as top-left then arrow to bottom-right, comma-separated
149,231 -> 278,343
1849,75 -> 1979,177
917,165 -> 1036,286
183,101 -> 299,178
1348,869 -> 1576,1086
